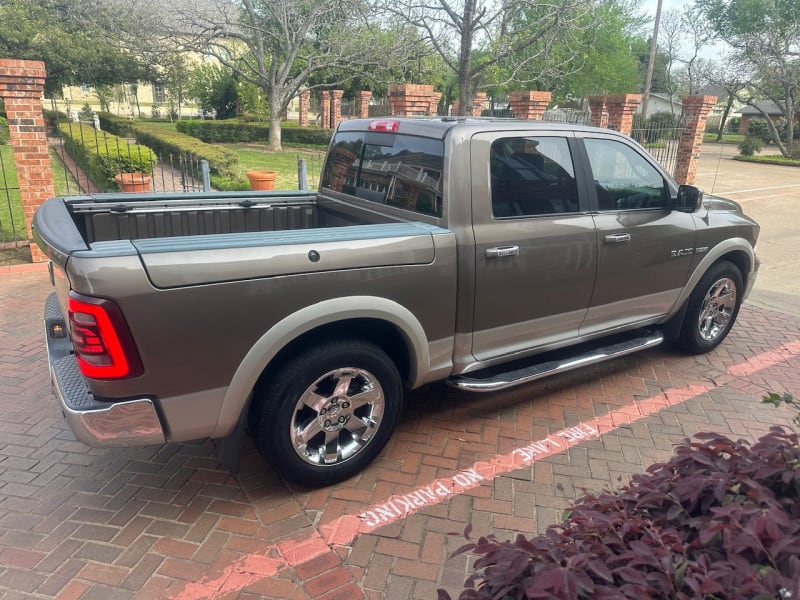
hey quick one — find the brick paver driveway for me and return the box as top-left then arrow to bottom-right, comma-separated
2,147 -> 799,599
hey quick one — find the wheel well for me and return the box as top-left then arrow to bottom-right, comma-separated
718,251 -> 750,289
254,318 -> 413,393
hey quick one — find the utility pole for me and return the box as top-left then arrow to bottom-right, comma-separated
641,0 -> 664,119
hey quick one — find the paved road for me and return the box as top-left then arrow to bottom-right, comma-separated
696,143 -> 800,317
0,148 -> 799,599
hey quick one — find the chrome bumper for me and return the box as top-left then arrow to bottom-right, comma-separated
45,292 -> 166,447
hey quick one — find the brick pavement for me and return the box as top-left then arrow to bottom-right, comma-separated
1,268 -> 799,599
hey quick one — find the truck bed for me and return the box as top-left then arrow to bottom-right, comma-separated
62,191 -> 400,243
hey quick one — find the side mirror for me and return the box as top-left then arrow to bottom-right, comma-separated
672,184 -> 704,213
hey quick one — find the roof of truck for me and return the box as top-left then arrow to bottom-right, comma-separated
337,117 -> 625,140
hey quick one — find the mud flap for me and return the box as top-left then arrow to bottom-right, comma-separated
217,393 -> 251,474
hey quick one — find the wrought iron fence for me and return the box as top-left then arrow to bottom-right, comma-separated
630,115 -> 687,177
0,145 -> 23,248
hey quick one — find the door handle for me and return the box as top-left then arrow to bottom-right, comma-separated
485,245 -> 520,258
604,233 -> 631,244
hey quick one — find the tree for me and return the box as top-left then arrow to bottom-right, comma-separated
0,0 -> 148,95
143,0 -> 420,150
188,63 -> 238,119
381,0 -> 588,115
696,0 -> 800,156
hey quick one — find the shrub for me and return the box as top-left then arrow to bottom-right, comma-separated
738,135 -> 762,156
132,122 -> 242,185
726,116 -> 741,133
58,122 -> 157,191
96,112 -> 137,138
747,117 -> 786,144
441,428 -> 800,600
0,116 -> 8,144
176,119 -> 332,147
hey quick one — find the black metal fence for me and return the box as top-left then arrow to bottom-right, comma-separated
631,115 -> 687,177
0,145 -> 23,248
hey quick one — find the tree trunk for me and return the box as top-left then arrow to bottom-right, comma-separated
716,94 -> 735,142
268,111 -> 283,152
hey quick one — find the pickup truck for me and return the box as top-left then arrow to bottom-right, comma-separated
34,118 -> 760,486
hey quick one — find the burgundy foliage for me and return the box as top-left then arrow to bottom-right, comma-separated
440,428 -> 800,600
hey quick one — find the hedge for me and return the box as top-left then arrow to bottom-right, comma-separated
58,122 -> 157,191
176,119 -> 332,147
97,112 -> 137,138
132,123 -> 245,189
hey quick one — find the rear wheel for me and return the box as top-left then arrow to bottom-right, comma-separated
251,339 -> 402,486
677,260 -> 743,354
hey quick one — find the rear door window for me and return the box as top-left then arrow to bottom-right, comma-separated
321,131 -> 444,217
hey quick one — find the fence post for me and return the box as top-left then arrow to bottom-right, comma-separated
0,59 -> 53,262
674,95 -> 717,185
201,159 -> 211,192
298,158 -> 308,190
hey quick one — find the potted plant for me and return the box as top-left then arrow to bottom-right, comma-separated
246,170 -> 277,191
115,172 -> 152,193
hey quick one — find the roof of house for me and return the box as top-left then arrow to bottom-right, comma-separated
740,100 -> 784,115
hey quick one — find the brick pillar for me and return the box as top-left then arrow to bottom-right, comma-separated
508,91 -> 552,120
605,94 -> 642,135
299,91 -> 310,127
588,96 -> 609,128
388,84 -> 437,116
0,59 -> 52,262
429,92 -> 442,116
331,90 -> 344,129
472,92 -> 487,116
674,95 -> 717,185
321,91 -> 332,128
356,90 -> 372,119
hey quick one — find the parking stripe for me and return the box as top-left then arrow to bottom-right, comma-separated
172,340 -> 800,599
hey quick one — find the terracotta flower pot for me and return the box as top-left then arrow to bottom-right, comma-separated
115,172 -> 152,193
247,170 -> 277,191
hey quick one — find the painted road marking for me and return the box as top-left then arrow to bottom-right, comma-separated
172,340 -> 800,599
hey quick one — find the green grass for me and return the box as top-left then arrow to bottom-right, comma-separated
0,145 -> 24,243
733,154 -> 800,167
703,133 -> 746,144
49,147 -> 80,196
223,144 -> 326,190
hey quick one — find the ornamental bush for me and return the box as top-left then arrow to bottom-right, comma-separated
58,122 -> 157,191
441,428 -> 800,600
176,119 -> 332,147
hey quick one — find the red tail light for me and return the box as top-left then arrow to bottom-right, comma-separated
68,292 -> 143,379
368,119 -> 400,132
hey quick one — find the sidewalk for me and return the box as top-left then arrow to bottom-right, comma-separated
0,267 -> 798,599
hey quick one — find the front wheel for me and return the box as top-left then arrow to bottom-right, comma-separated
677,260 -> 743,354
250,339 -> 403,486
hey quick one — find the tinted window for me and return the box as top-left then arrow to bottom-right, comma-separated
583,138 -> 669,210
490,137 -> 578,218
321,131 -> 444,217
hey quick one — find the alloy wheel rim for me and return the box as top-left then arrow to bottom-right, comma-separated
290,367 -> 385,467
698,277 -> 737,342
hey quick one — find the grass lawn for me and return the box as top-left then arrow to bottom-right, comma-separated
49,147 -> 81,196
224,144 -> 326,190
703,133 -> 746,144
0,145 -> 24,244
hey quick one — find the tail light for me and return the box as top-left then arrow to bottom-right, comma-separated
68,292 -> 143,379
368,120 -> 400,132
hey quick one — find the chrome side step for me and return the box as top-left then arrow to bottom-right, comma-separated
447,330 -> 664,392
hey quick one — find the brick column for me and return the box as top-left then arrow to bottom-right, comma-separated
388,84 -> 437,116
588,96 -> 609,128
605,94 -> 642,135
429,92 -> 442,116
674,95 -> 717,185
321,91 -> 332,128
331,90 -> 344,130
356,90 -> 372,119
298,90 -> 310,127
472,92 -> 487,117
508,91 -> 552,121
0,59 -> 52,262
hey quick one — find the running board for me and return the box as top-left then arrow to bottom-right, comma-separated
447,330 -> 664,392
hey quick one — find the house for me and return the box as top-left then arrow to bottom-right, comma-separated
738,100 -> 787,134
637,93 -> 682,117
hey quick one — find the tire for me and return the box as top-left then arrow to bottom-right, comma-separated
251,339 -> 403,486
677,260 -> 743,354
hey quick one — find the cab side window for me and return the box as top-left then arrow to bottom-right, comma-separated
490,137 -> 579,218
583,138 -> 669,210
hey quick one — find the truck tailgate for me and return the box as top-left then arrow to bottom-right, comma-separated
133,223 -> 443,288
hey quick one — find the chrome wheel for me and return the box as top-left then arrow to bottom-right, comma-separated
290,367 -> 385,467
697,277 -> 737,342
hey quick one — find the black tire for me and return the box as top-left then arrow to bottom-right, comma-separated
677,260 -> 743,354
250,339 -> 402,486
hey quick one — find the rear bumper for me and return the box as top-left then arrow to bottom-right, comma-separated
45,292 -> 166,447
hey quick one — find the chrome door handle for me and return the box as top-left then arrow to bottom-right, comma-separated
485,245 -> 520,258
604,233 -> 631,244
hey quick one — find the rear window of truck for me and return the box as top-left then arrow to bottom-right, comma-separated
321,131 -> 444,218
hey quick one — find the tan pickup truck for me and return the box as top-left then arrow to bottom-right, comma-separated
34,118 -> 759,486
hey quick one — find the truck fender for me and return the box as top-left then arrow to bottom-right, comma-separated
672,237 -> 757,312
212,296 -> 431,438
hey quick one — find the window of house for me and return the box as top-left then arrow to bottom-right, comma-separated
583,138 -> 669,210
490,136 -> 579,218
152,83 -> 166,104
